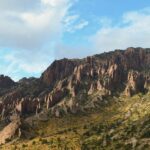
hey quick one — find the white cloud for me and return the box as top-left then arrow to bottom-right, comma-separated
72,20 -> 89,31
99,17 -> 112,27
91,8 -> 150,52
0,0 -> 78,80
64,15 -> 89,33
64,15 -> 79,26
0,0 -> 39,12
0,48 -> 55,81
54,42 -> 93,59
41,0 -> 70,7
0,0 -> 90,80
0,0 -> 71,50
66,20 -> 89,33
1,1 -> 150,81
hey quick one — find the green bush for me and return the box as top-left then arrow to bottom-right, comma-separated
41,139 -> 48,144
32,141 -> 36,145
22,144 -> 28,148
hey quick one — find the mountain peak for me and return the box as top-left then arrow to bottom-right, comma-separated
0,47 -> 150,147
0,75 -> 15,89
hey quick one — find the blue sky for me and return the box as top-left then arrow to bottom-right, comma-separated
0,0 -> 150,81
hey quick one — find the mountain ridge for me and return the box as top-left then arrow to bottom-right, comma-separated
0,47 -> 150,149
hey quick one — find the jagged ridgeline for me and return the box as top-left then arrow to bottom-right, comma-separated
0,47 -> 150,149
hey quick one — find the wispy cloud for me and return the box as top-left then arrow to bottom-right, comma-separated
91,7 -> 150,52
0,1 -> 150,80
72,20 -> 89,31
64,16 -> 89,33
0,0 -> 72,50
0,0 -> 80,80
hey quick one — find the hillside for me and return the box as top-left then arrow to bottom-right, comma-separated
0,47 -> 150,149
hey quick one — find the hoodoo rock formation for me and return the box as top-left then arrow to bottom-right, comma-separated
0,47 -> 150,144
125,71 -> 146,97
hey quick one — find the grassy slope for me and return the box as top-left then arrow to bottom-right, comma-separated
1,92 -> 150,150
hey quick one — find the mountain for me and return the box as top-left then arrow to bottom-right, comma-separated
0,47 -> 150,149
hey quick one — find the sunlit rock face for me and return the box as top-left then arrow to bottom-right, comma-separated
0,116 -> 21,145
0,47 -> 149,119
0,47 -> 149,145
125,71 -> 145,97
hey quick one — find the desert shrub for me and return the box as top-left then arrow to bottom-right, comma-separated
22,144 -> 28,148
32,141 -> 36,145
141,129 -> 150,138
5,138 -> 11,143
39,131 -> 44,136
72,128 -> 77,133
143,144 -> 150,149
41,139 -> 48,144
11,145 -> 17,150
57,137 -> 61,142
49,138 -> 54,144
67,128 -> 72,132
125,143 -> 132,150
83,125 -> 88,129
115,143 -> 124,149
83,131 -> 90,136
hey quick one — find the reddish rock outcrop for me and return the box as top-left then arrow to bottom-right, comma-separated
0,47 -> 149,121
15,98 -> 41,115
41,58 -> 79,87
125,71 -> 145,96
45,88 -> 68,110
144,76 -> 150,90
0,117 -> 21,144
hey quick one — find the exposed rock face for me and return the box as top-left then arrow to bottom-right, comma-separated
45,88 -> 68,110
0,47 -> 149,120
41,58 -> 79,87
125,71 -> 145,96
15,98 -> 41,115
0,117 -> 21,144
0,75 -> 15,89
145,76 -> 150,90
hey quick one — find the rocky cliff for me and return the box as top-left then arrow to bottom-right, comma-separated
0,47 -> 150,144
